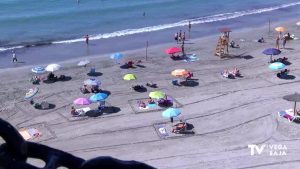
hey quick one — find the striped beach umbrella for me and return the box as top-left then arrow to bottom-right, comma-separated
31,67 -> 45,74
84,78 -> 100,86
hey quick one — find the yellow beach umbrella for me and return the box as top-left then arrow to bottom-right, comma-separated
171,69 -> 189,77
149,91 -> 165,99
275,26 -> 286,32
123,73 -> 136,81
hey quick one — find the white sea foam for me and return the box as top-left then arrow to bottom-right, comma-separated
53,2 -> 300,44
1,1 -> 300,52
0,45 -> 24,52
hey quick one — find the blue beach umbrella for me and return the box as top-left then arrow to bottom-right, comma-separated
84,78 -> 100,86
263,48 -> 281,62
110,53 -> 123,60
162,108 -> 181,118
89,93 -> 108,102
269,62 -> 286,71
31,67 -> 45,74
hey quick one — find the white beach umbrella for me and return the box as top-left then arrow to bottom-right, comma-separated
296,21 -> 300,26
45,64 -> 61,72
77,60 -> 90,66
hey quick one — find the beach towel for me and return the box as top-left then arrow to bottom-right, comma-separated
147,103 -> 156,108
19,128 -> 42,140
184,54 -> 199,62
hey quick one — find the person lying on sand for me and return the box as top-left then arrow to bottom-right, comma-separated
70,106 -> 80,116
258,37 -> 265,43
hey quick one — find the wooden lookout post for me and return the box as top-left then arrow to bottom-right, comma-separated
215,27 -> 231,57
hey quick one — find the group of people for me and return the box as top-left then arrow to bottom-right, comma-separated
174,30 -> 186,43
80,84 -> 100,94
222,68 -> 240,78
276,32 -> 292,50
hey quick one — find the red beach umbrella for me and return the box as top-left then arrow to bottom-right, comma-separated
165,47 -> 181,55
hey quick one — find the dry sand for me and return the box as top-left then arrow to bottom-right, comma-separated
1,19 -> 300,169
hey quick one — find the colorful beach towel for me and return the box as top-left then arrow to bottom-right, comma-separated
19,128 -> 42,140
184,54 -> 199,62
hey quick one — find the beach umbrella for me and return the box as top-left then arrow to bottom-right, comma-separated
162,108 -> 181,122
45,64 -> 61,72
31,66 -> 45,74
110,53 -> 123,60
73,98 -> 91,105
171,69 -> 189,77
149,91 -> 165,99
24,87 -> 39,100
123,74 -> 136,81
268,62 -> 285,71
165,47 -> 181,55
77,60 -> 90,66
262,48 -> 281,62
283,93 -> 300,115
296,22 -> 300,26
89,93 -> 108,102
84,78 -> 100,86
219,27 -> 231,33
275,26 -> 286,33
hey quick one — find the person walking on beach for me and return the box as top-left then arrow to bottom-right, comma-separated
282,36 -> 287,49
275,36 -> 280,50
12,50 -> 17,63
85,35 -> 89,45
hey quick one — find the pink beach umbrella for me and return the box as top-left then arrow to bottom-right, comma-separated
73,98 -> 91,105
165,47 -> 181,55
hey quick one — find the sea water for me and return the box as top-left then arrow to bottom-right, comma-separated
0,0 -> 300,67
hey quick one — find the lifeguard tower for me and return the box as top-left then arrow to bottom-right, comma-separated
215,27 -> 231,57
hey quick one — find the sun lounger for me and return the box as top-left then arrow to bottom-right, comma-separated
74,107 -> 91,116
278,109 -> 296,122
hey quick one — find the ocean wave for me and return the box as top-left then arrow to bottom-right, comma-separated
53,1 -> 300,44
1,1 -> 299,51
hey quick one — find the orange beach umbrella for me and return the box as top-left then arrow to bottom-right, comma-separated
275,27 -> 286,33
171,69 -> 189,77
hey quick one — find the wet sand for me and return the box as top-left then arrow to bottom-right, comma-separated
1,19 -> 300,168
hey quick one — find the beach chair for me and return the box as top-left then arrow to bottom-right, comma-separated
278,111 -> 295,122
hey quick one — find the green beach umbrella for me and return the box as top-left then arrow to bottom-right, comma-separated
149,91 -> 165,99
123,74 -> 136,81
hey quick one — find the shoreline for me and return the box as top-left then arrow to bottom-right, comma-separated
0,17 -> 298,72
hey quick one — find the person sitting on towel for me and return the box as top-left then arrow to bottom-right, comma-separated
148,97 -> 155,104
70,106 -> 80,116
172,120 -> 187,133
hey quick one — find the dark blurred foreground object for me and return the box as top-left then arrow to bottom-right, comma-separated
0,118 -> 156,169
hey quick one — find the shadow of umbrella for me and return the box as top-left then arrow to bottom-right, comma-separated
283,93 -> 300,116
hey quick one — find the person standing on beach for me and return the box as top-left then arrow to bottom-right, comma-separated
181,40 -> 185,56
174,32 -> 178,43
85,35 -> 89,45
179,30 -> 182,42
188,21 -> 191,37
12,50 -> 17,63
275,36 -> 280,50
182,32 -> 186,42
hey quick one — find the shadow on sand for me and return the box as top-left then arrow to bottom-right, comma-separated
85,106 -> 121,117
180,80 -> 199,87
87,72 -> 103,77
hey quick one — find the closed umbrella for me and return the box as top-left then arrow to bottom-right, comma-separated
268,62 -> 285,71
31,66 -> 45,74
24,87 -> 39,100
171,69 -> 189,77
73,98 -> 91,105
89,93 -> 108,102
283,93 -> 300,115
149,91 -> 165,99
165,47 -> 181,55
123,74 -> 136,81
84,78 -> 100,86
45,64 -> 61,72
77,60 -> 90,66
162,108 -> 181,122
262,48 -> 281,62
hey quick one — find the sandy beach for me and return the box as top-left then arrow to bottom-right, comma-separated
1,18 -> 300,168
